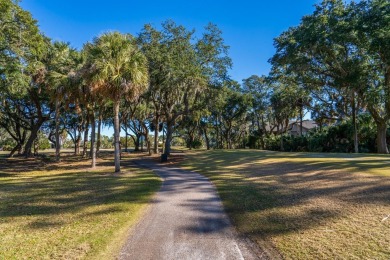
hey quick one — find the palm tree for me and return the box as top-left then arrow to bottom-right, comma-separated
84,32 -> 148,172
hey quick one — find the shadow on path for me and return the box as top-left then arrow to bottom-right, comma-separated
119,158 -> 271,260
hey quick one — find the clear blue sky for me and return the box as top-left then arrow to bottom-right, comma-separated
20,0 -> 325,137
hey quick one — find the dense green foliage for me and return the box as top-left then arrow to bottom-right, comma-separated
263,119 -> 388,153
1,0 -> 389,170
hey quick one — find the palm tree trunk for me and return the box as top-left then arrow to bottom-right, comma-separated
113,100 -> 121,172
97,110 -> 102,157
55,95 -> 61,161
90,110 -> 96,168
82,115 -> 89,158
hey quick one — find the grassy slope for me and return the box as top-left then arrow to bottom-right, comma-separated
179,150 -> 390,259
0,153 -> 161,259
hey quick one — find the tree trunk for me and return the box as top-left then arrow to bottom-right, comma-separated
7,129 -> 26,157
188,133 -> 194,150
96,111 -> 102,157
164,121 -> 174,156
143,124 -> 151,156
220,120 -> 224,148
125,133 -> 128,152
17,143 -> 23,155
76,132 -> 81,155
300,104 -> 303,137
123,125 -> 128,152
9,143 -> 21,158
351,91 -> 359,153
153,115 -> 159,154
90,110 -> 96,168
280,135 -> 284,151
23,89 -> 49,157
24,124 -> 41,157
215,127 -> 218,149
376,121 -> 389,154
162,127 -> 165,154
74,139 -> 78,155
220,131 -> 224,149
55,96 -> 61,161
82,115 -> 89,158
226,124 -> 232,149
147,140 -> 152,156
113,100 -> 121,172
242,131 -> 246,149
203,127 -> 210,150
257,117 -> 263,149
33,136 -> 39,156
277,125 -> 284,151
134,135 -> 140,151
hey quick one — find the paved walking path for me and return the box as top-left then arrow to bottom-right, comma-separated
119,159 -> 264,260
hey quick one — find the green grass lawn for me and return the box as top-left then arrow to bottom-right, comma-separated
0,152 -> 161,259
178,150 -> 390,259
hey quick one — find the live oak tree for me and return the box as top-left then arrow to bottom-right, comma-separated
0,0 -> 52,157
139,21 -> 231,157
138,22 -> 203,156
355,0 -> 390,153
242,75 -> 272,148
271,0 -> 390,153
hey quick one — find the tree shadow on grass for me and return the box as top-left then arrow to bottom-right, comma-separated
0,169 -> 161,224
0,172 -> 16,177
224,165 -> 388,239
28,220 -> 64,230
187,149 -> 390,174
171,151 -> 390,242
0,150 -> 146,176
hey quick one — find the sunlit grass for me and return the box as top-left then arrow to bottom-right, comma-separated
0,153 -> 161,259
178,150 -> 390,259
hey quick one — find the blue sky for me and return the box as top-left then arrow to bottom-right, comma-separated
20,0 -> 324,136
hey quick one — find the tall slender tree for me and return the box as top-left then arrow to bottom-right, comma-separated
84,32 -> 148,172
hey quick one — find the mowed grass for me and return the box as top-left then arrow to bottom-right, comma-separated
0,151 -> 161,259
178,150 -> 390,259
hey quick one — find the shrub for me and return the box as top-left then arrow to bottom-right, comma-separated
262,117 -> 390,153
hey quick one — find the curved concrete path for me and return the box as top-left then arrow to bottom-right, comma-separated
119,159 -> 265,260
